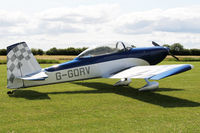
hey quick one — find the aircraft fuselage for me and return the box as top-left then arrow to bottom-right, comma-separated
23,46 -> 169,87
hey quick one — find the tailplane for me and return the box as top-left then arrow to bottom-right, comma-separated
7,42 -> 41,89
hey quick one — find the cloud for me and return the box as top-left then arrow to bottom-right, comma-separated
39,5 -> 116,24
0,10 -> 28,27
2,5 -> 200,36
0,4 -> 119,36
0,5 -> 200,49
0,10 -> 29,36
115,6 -> 200,34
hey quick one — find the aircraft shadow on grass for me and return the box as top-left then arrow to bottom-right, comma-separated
9,82 -> 200,108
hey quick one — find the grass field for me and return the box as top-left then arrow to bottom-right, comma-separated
0,61 -> 200,132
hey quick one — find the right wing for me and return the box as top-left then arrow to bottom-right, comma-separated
109,64 -> 193,80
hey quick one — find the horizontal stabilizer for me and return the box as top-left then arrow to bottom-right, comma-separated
17,71 -> 48,81
109,64 -> 193,80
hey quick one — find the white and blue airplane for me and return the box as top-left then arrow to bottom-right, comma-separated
6,41 -> 193,94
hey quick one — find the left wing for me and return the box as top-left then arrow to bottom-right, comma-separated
109,64 -> 193,80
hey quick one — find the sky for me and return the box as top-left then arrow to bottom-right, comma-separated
0,0 -> 200,50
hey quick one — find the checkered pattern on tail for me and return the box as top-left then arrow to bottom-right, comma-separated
7,42 -> 41,89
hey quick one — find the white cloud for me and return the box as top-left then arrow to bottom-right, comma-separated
0,4 -> 119,36
0,5 -> 200,49
0,10 -> 29,36
115,6 -> 200,34
39,5 -> 116,24
0,10 -> 28,27
31,4 -> 119,35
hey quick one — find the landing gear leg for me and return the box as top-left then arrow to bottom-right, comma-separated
139,78 -> 159,91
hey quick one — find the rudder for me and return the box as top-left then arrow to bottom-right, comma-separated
7,42 -> 41,89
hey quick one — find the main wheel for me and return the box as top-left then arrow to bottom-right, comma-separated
7,91 -> 14,95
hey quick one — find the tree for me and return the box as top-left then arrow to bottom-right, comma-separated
0,49 -> 7,55
170,43 -> 184,51
31,48 -> 38,55
170,43 -> 184,55
190,49 -> 200,55
181,49 -> 191,55
46,47 -> 58,55
163,44 -> 170,48
37,49 -> 44,55
31,48 -> 44,55
131,45 -> 136,48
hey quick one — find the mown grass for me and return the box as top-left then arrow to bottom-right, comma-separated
34,55 -> 76,61
36,59 -> 60,64
0,60 -> 6,64
0,61 -> 200,132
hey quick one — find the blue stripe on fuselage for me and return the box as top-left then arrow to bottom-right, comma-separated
45,47 -> 168,72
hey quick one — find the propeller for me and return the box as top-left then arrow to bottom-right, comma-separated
152,41 -> 160,47
152,41 -> 179,61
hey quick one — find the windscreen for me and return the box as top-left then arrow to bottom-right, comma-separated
78,46 -> 120,58
77,42 -> 128,58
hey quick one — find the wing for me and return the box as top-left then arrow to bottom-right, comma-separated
17,71 -> 48,81
109,64 -> 193,80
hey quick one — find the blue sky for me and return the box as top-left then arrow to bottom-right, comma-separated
0,0 -> 200,49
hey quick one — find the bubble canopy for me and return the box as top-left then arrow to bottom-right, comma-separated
77,41 -> 130,58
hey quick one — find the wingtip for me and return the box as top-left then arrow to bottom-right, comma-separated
190,64 -> 194,69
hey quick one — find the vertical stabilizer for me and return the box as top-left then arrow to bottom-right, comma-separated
7,42 -> 41,89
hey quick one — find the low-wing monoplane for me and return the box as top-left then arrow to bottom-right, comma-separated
6,41 -> 193,94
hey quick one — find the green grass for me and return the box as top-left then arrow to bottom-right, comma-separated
0,60 -> 6,64
36,59 -> 60,64
0,61 -> 200,132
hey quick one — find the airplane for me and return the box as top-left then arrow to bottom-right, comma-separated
6,41 -> 193,95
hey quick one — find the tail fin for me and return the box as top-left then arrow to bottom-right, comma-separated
7,42 -> 41,89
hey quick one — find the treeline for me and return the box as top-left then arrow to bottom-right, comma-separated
45,47 -> 87,55
0,47 -> 88,55
0,49 -> 6,55
0,43 -> 200,55
163,43 -> 200,55
32,47 -> 88,55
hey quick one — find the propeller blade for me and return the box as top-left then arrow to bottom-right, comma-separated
152,41 -> 160,46
169,52 -> 180,61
